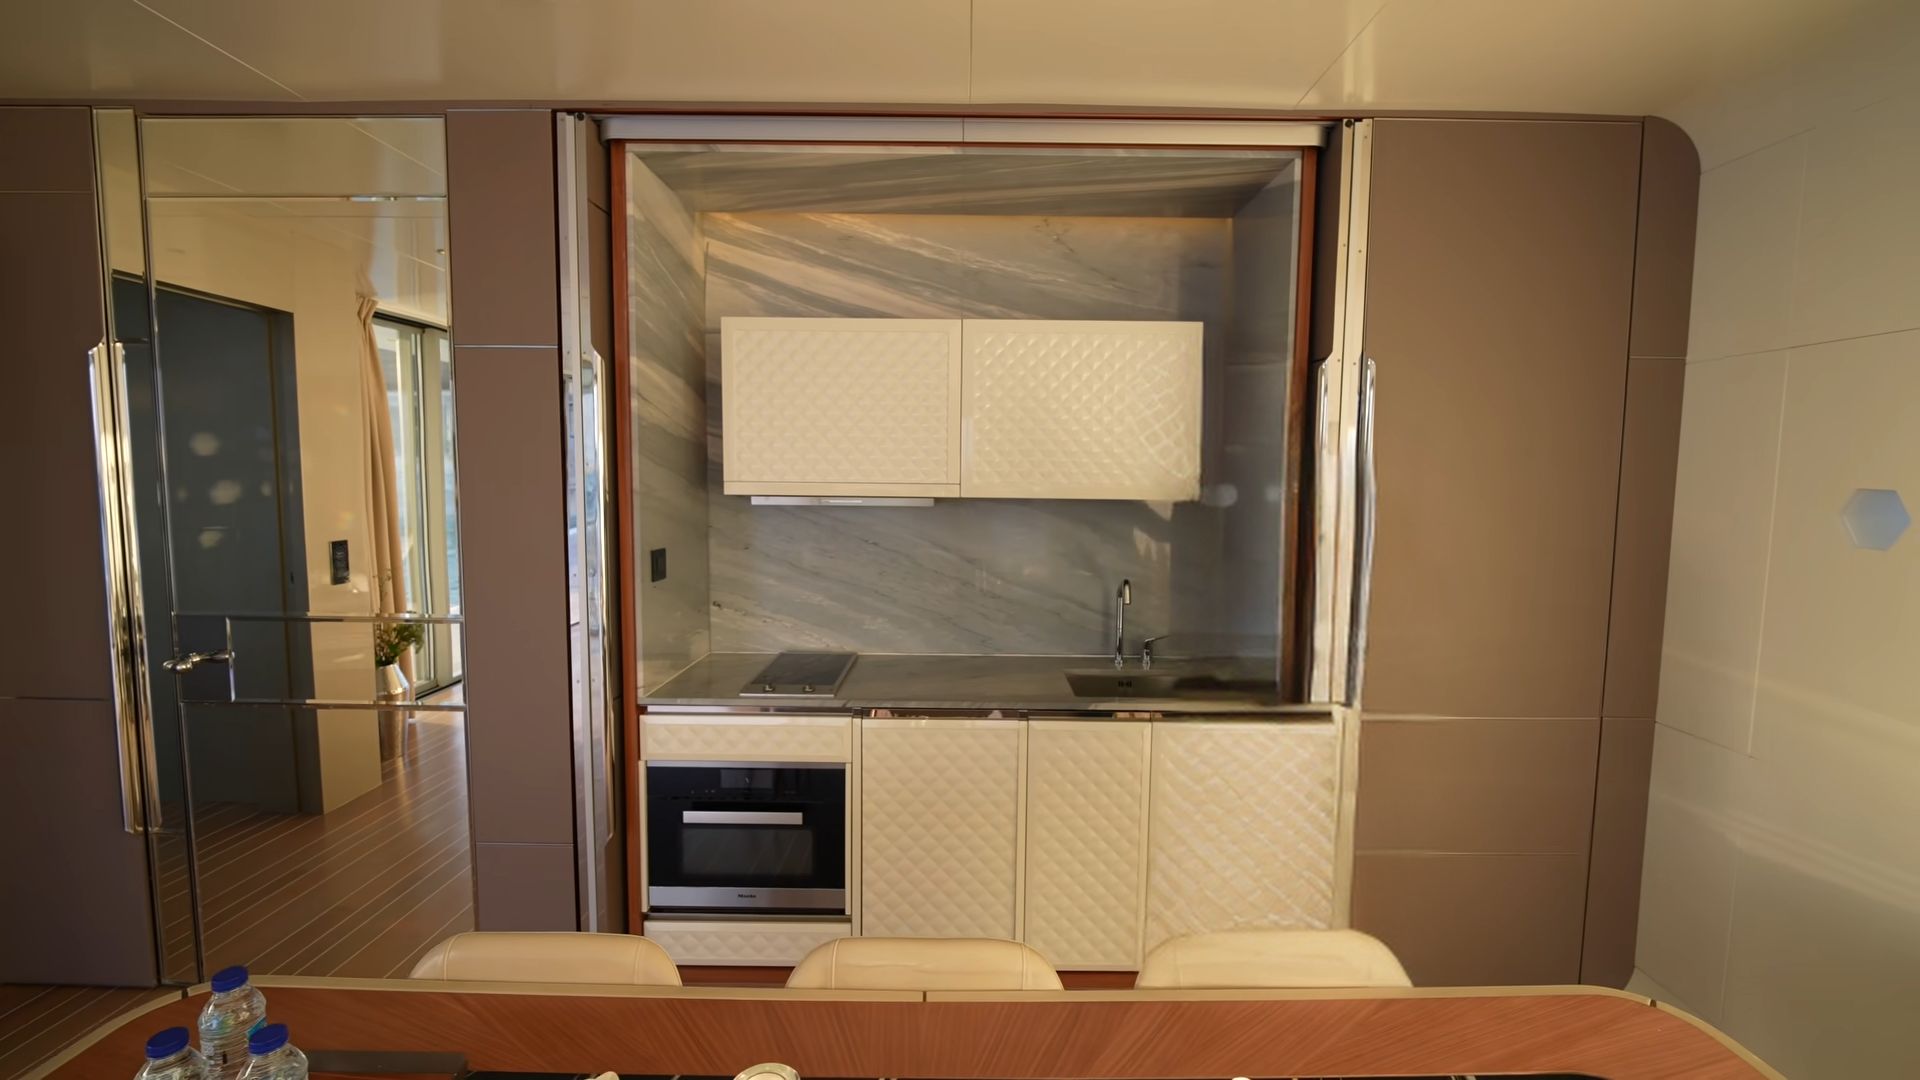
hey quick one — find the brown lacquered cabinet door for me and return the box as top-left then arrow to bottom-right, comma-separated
1360,119 -> 1641,719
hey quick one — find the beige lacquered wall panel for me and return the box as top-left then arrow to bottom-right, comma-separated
1352,851 -> 1588,986
1354,718 -> 1598,855
1360,119 -> 1641,718
1023,721 -> 1150,970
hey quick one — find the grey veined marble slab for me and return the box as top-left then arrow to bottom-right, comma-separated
631,145 -> 1297,218
701,210 -> 1235,656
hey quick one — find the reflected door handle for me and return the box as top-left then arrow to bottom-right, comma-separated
162,649 -> 232,673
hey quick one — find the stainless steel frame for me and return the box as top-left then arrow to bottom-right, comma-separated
682,810 -> 805,826
557,113 -> 624,931
647,886 -> 847,913
1308,119 -> 1377,707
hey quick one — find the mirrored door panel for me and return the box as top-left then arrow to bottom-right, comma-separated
108,114 -> 470,982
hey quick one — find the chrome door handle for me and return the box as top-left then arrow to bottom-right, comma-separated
162,649 -> 232,673
1347,357 -> 1378,707
681,810 -> 803,826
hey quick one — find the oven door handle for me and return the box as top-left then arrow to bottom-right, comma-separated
681,810 -> 805,826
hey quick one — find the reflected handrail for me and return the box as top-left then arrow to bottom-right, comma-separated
169,611 -> 465,709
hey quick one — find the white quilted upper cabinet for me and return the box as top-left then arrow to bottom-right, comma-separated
720,317 -> 1204,501
721,317 -> 963,496
1144,720 -> 1340,953
1022,720 -> 1151,970
961,319 -> 1204,500
859,717 -> 1024,940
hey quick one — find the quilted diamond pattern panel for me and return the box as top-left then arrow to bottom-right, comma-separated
1145,722 -> 1339,952
641,713 -> 853,762
642,918 -> 849,966
1024,722 -> 1150,970
962,320 -> 1203,500
861,720 -> 1021,939
722,317 -> 961,488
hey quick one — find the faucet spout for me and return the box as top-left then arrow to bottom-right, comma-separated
1112,578 -> 1132,668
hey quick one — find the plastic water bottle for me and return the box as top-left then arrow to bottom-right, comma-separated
136,1027 -> 206,1080
236,1025 -> 306,1080
196,966 -> 267,1080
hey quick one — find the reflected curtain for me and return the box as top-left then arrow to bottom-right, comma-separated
358,293 -> 413,682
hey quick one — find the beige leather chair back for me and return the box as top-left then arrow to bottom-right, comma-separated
408,932 -> 682,986
1135,929 -> 1413,989
786,937 -> 1063,991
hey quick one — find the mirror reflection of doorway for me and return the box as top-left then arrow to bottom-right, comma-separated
111,116 -> 471,983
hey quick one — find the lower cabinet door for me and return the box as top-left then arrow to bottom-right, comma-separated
1145,721 -> 1342,953
1022,720 -> 1151,970
860,717 -> 1023,938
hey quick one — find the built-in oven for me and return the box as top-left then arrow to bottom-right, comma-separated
645,761 -> 847,914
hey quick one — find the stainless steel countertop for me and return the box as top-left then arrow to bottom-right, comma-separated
640,652 -> 1318,715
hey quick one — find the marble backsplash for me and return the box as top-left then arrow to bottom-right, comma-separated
627,159 -> 713,689
702,210 -> 1248,656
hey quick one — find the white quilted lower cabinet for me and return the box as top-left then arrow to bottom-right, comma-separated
1022,720 -> 1151,970
859,717 -> 1024,939
961,319 -> 1204,500
1145,720 -> 1341,953
721,316 -> 962,497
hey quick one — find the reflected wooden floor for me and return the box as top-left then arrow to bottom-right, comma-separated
1,691 -> 471,1079
0,987 -> 172,1080
162,705 -> 473,980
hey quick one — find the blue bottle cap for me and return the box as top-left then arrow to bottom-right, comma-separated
209,966 -> 249,993
247,1024 -> 289,1056
145,1027 -> 191,1059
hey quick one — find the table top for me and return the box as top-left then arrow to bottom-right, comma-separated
45,977 -> 1783,1080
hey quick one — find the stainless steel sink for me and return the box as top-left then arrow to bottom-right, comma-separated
1064,667 -> 1191,698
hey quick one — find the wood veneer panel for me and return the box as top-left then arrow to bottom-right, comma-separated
47,985 -> 1773,1080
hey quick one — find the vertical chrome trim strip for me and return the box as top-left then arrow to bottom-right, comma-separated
1308,358 -> 1336,700
130,111 -> 210,983
87,342 -> 144,834
1326,120 -> 1374,705
1309,120 -> 1374,703
556,113 -> 620,931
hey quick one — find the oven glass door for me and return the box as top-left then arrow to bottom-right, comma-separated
646,762 -> 846,914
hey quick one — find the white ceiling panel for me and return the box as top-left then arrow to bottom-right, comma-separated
142,117 -> 445,196
1297,0 -> 1876,115
0,0 -> 297,100
970,0 -> 1388,108
138,0 -> 973,103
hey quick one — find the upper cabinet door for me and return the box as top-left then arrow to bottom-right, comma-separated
961,319 -> 1204,500
1359,120 -> 1642,718
721,316 -> 962,496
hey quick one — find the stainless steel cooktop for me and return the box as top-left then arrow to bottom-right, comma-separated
738,651 -> 858,697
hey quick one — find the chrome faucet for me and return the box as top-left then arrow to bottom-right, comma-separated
1112,578 -> 1131,667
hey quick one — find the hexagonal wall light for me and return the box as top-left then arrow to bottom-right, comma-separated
1842,488 -> 1909,551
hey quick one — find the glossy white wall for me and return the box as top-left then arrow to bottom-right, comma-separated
1636,5 -> 1920,1077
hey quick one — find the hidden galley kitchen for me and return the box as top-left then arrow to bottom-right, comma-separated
608,116 -> 1352,977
